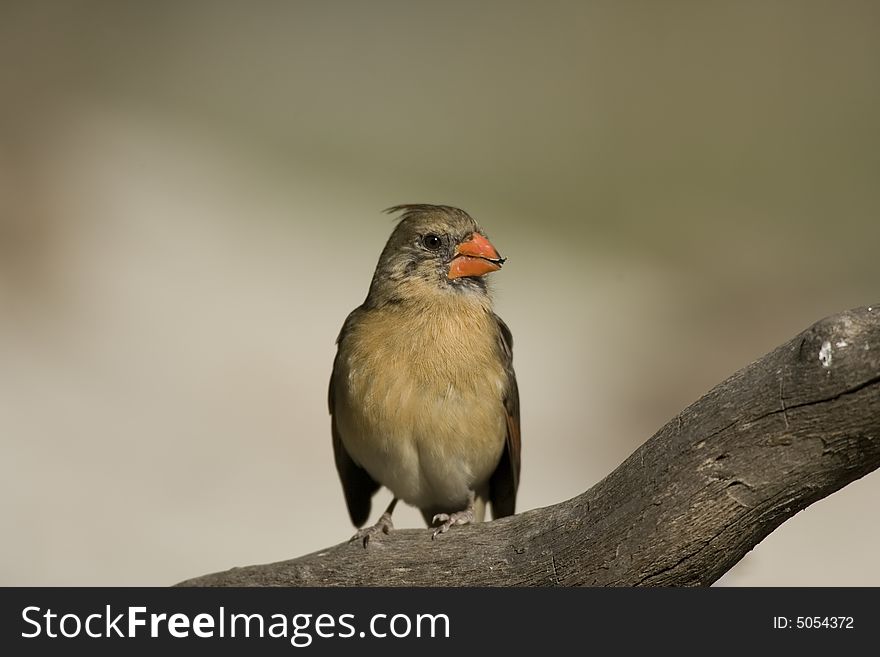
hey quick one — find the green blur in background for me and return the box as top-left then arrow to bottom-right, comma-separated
0,1 -> 878,585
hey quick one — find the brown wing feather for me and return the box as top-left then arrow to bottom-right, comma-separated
329,310 -> 379,528
489,314 -> 521,519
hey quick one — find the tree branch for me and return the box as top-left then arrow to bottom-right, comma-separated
177,305 -> 880,586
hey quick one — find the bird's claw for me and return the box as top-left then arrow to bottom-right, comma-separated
431,508 -> 474,539
350,512 -> 394,548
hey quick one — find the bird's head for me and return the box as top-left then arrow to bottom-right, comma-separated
366,205 -> 506,305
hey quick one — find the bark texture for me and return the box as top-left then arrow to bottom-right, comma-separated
177,305 -> 880,587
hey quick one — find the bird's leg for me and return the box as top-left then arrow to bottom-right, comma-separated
350,498 -> 398,548
431,490 -> 476,539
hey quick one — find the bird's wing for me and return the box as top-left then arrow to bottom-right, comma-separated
489,314 -> 521,519
329,309 -> 380,528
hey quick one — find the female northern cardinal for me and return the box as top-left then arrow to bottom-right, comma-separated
328,204 -> 520,545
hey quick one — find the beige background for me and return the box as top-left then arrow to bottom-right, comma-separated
1,1 -> 878,586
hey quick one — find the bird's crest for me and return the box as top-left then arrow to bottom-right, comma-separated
383,204 -> 476,228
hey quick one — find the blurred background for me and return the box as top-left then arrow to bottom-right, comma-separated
1,1 -> 878,586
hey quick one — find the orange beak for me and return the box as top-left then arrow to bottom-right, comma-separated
447,232 -> 506,280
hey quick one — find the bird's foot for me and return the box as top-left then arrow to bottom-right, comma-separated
350,511 -> 394,548
431,507 -> 475,539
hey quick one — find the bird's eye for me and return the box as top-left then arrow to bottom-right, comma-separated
422,234 -> 442,250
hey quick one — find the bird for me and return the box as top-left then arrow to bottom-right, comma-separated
328,204 -> 520,545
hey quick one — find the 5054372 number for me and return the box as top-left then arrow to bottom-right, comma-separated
773,616 -> 854,629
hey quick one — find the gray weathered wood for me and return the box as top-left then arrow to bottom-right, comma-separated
177,305 -> 880,586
